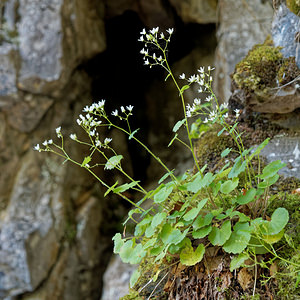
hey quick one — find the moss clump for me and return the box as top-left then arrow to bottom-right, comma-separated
120,290 -> 144,300
194,125 -> 235,172
287,0 -> 300,15
233,37 -> 283,94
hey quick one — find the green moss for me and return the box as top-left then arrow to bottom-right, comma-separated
120,290 -> 144,300
194,125 -> 235,172
287,0 -> 300,15
233,37 -> 283,94
277,57 -> 300,85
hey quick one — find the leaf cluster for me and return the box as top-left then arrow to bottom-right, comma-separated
113,140 -> 290,287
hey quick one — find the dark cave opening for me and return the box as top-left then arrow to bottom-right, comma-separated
81,9 -> 217,184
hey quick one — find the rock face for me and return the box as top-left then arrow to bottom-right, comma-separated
214,0 -> 273,102
0,1 -> 109,299
260,136 -> 300,179
272,3 -> 300,68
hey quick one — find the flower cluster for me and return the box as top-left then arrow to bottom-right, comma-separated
111,105 -> 134,119
83,99 -> 106,113
138,27 -> 173,69
33,101 -> 137,157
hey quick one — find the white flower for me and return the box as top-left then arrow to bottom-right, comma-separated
186,111 -> 192,118
223,113 -> 229,118
77,119 -> 82,126
205,95 -> 213,102
86,113 -> 91,119
166,28 -> 174,35
194,98 -> 201,105
83,105 -> 90,112
140,28 -> 146,35
121,106 -> 125,113
209,76 -> 213,82
179,73 -> 185,79
220,102 -> 229,110
160,32 -> 165,39
198,87 -> 203,93
48,139 -> 53,144
150,27 -> 159,35
111,109 -> 118,116
126,105 -> 134,112
138,36 -> 144,42
95,140 -> 101,147
90,129 -> 95,136
157,56 -> 163,62
188,75 -> 196,83
208,66 -> 215,71
198,67 -> 204,73
97,99 -> 105,108
152,53 -> 156,59
234,109 -> 241,117
34,144 -> 41,151
70,133 -> 77,140
104,138 -> 112,144
140,48 -> 146,55
209,110 -> 217,120
144,59 -> 149,65
79,114 -> 85,120
56,126 -> 62,137
203,118 -> 209,123
42,140 -> 48,146
198,79 -> 204,86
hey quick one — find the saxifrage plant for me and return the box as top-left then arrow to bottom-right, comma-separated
34,27 -> 298,296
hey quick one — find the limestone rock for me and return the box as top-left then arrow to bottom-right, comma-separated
0,152 -> 65,299
104,0 -> 174,28
214,0 -> 273,102
101,255 -> 137,300
260,136 -> 300,179
169,0 -> 217,24
0,43 -> 17,101
17,0 -> 106,95
230,83 -> 300,114
272,3 -> 300,68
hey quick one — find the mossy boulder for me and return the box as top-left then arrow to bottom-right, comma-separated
233,38 -> 283,94
231,38 -> 300,114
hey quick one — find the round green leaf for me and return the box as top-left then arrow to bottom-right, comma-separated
192,225 -> 212,239
208,220 -> 232,246
262,207 -> 289,235
130,269 -> 141,288
236,188 -> 257,205
220,178 -> 239,194
223,222 -> 251,254
180,241 -> 205,266
112,233 -> 124,254
151,212 -> 167,228
154,185 -> 173,203
230,253 -> 248,272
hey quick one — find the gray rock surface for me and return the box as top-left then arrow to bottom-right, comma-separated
215,0 -> 273,102
101,255 -> 137,300
169,0 -> 217,24
272,4 -> 300,68
260,136 -> 300,179
0,0 -> 108,299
